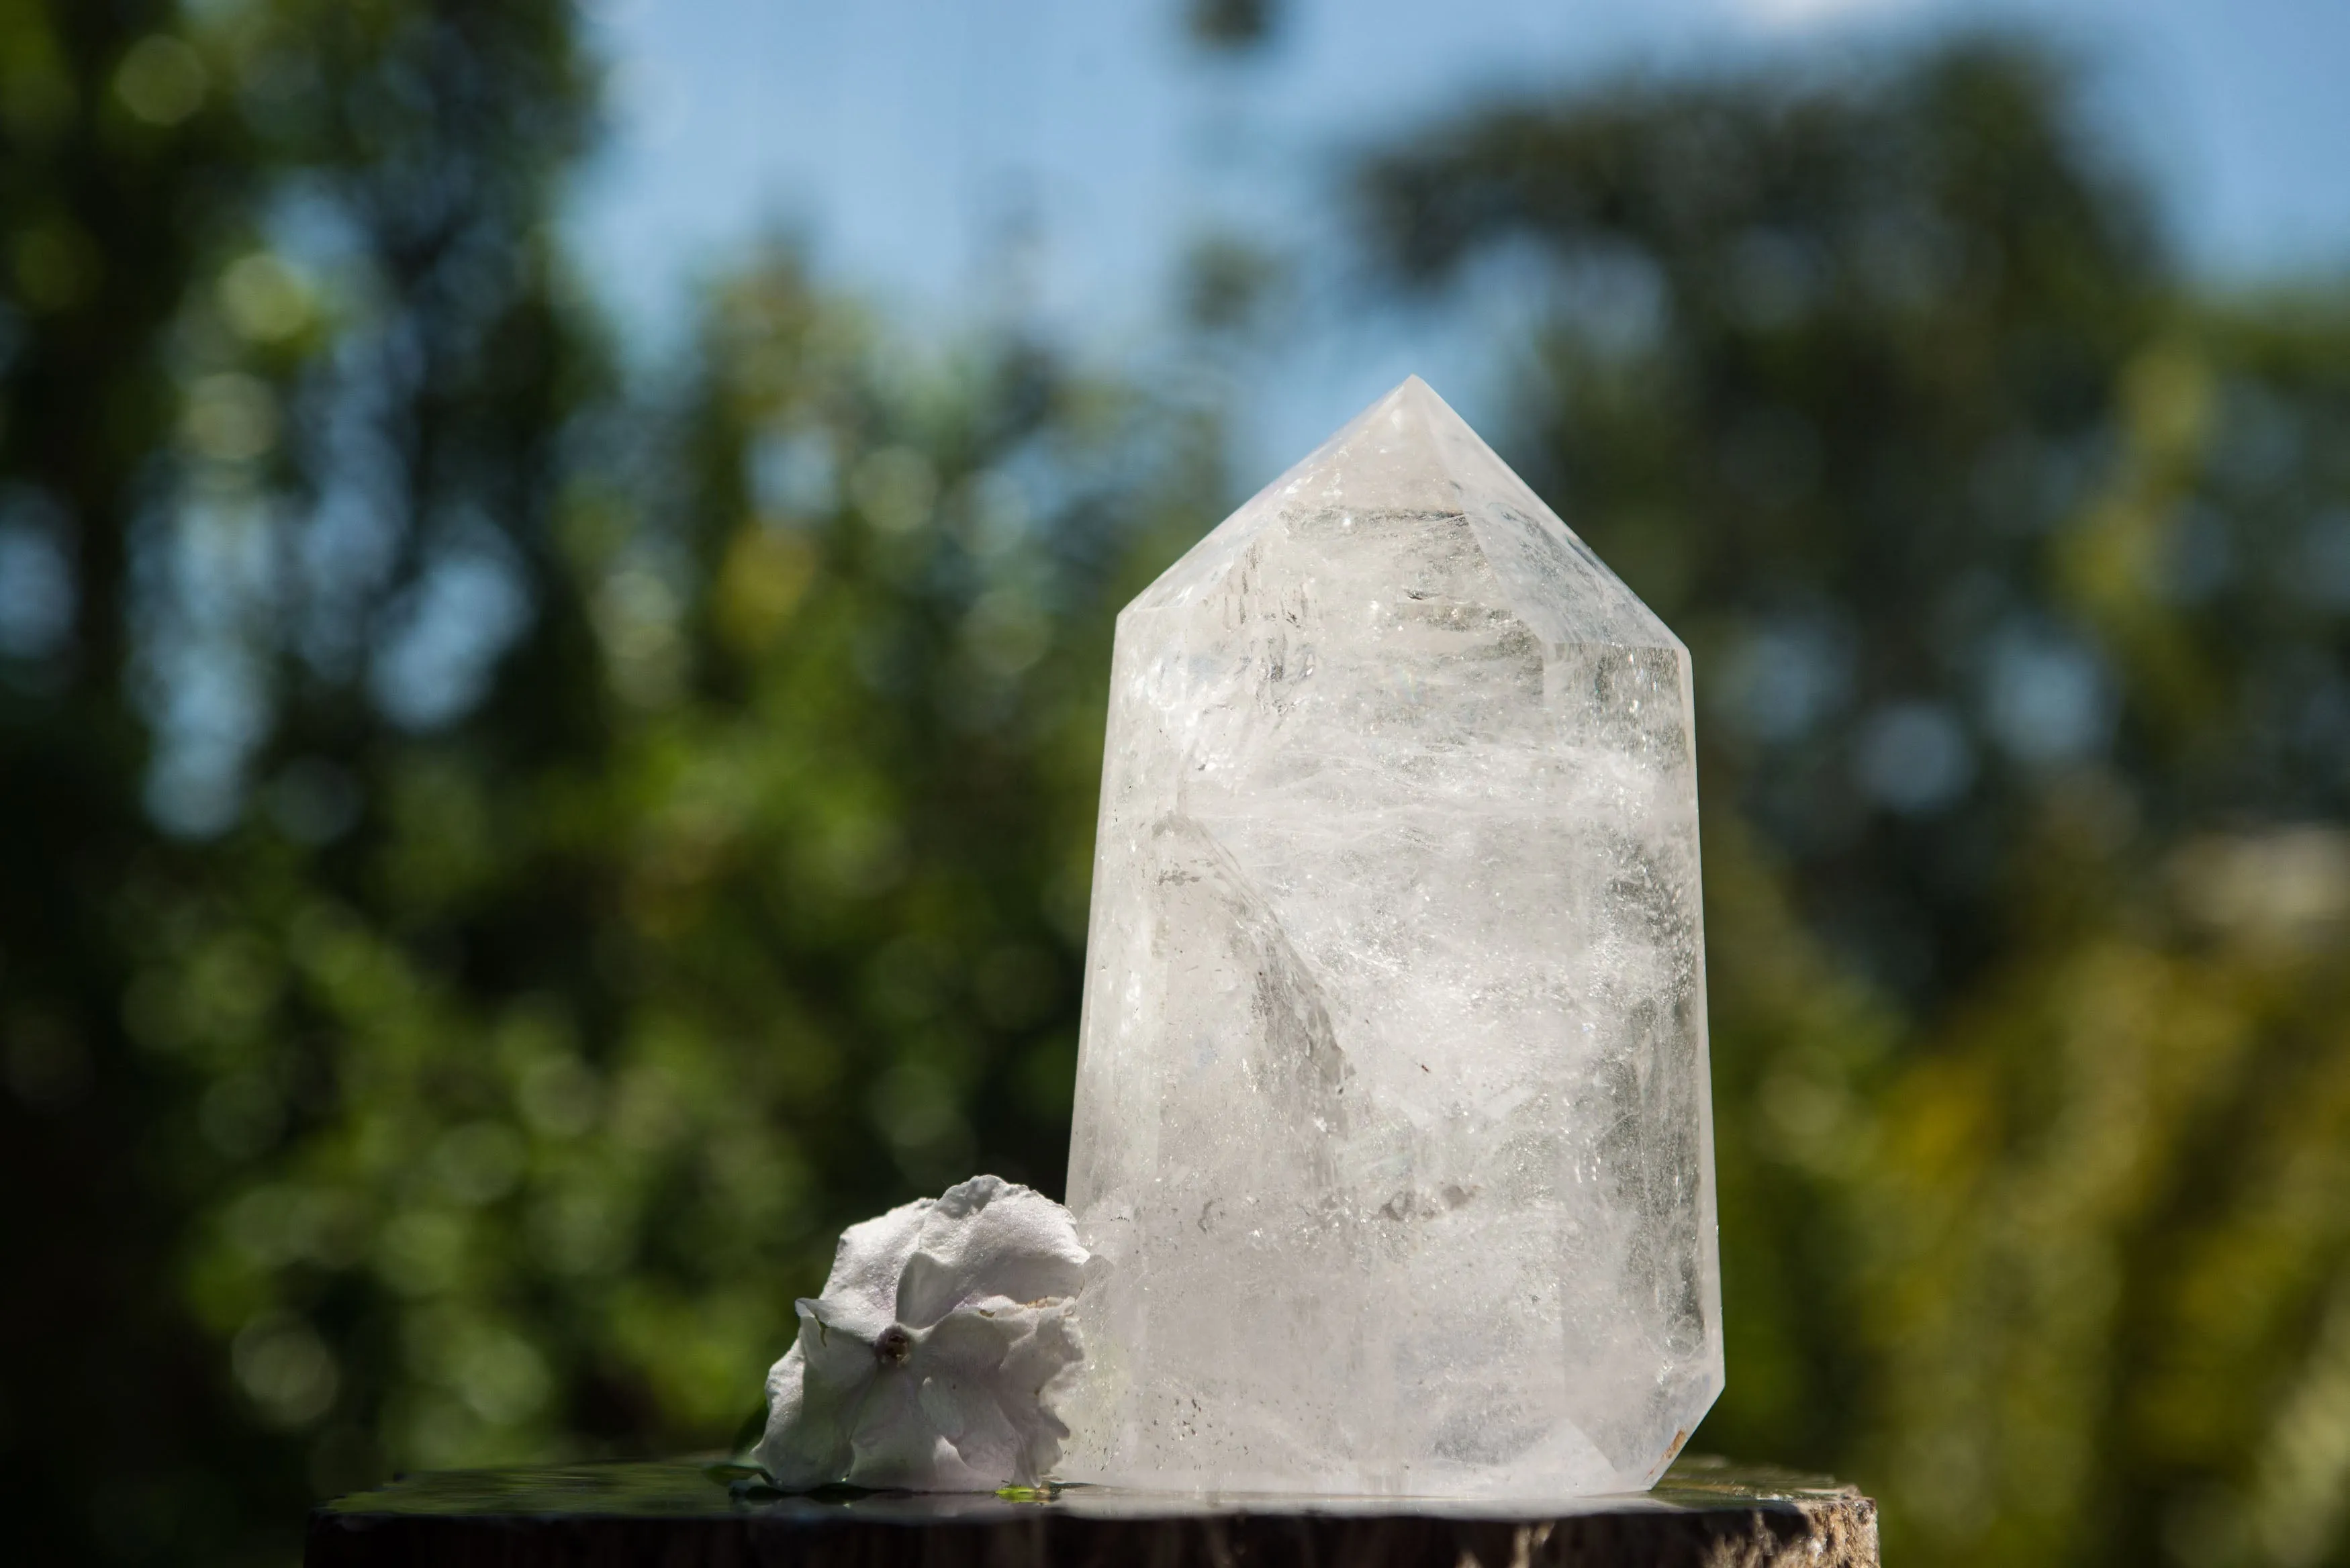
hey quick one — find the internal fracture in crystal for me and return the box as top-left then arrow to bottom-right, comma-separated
1060,378 -> 1720,1496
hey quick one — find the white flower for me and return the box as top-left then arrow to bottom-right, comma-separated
753,1175 -> 1089,1491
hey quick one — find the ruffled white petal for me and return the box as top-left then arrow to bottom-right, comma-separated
894,1175 -> 1090,1328
822,1197 -> 933,1320
755,1344 -> 841,1490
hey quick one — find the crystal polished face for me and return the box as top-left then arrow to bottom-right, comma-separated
1059,378 -> 1720,1498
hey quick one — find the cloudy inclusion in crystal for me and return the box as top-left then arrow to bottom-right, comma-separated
1059,378 -> 1720,1496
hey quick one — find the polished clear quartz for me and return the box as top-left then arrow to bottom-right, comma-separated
1059,377 -> 1720,1496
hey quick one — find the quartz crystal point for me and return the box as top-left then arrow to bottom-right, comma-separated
1060,378 -> 1720,1497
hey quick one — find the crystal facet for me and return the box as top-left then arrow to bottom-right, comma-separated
1060,378 -> 1720,1497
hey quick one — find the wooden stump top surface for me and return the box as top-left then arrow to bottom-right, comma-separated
306,1456 -> 1879,1567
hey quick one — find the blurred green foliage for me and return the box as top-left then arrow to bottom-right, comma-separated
1,5 -> 2346,1567
134,258 -> 1217,1487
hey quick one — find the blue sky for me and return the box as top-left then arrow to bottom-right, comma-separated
567,0 -> 2350,469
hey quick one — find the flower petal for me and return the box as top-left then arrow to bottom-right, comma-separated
894,1176 -> 1088,1328
911,1300 -> 1084,1485
822,1195 -> 935,1319
751,1342 -> 853,1489
843,1371 -> 963,1488
920,1370 -> 1026,1480
795,1296 -> 884,1383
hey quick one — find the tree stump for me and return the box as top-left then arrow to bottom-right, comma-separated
306,1455 -> 1879,1567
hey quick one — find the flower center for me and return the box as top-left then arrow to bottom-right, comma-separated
874,1325 -> 913,1366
